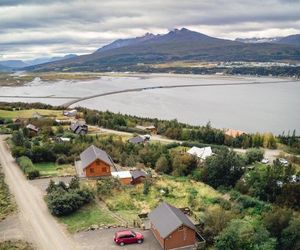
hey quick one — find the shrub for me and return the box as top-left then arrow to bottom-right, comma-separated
16,156 -> 40,180
46,178 -> 94,216
97,178 -> 120,197
245,148 -> 264,164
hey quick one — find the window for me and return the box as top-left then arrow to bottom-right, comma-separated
178,225 -> 184,231
90,168 -> 95,173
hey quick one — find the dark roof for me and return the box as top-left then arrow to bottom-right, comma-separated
128,136 -> 145,144
80,145 -> 113,169
148,202 -> 196,238
70,121 -> 88,133
130,170 -> 147,179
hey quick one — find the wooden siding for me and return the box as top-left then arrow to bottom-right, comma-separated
84,159 -> 111,177
151,223 -> 165,249
151,223 -> 196,250
165,225 -> 196,250
118,177 -> 132,185
131,176 -> 146,185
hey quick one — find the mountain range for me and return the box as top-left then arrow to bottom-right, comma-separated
0,54 -> 77,71
235,34 -> 300,45
4,28 -> 300,72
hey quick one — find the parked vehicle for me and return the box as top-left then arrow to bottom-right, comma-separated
261,158 -> 269,164
279,158 -> 289,166
114,230 -> 144,246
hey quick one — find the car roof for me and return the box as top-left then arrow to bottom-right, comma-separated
115,230 -> 134,236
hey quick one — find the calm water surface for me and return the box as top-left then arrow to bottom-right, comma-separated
0,74 -> 299,135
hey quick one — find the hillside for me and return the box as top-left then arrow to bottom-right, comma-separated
25,28 -> 300,72
276,34 -> 300,46
236,34 -> 300,46
0,65 -> 10,72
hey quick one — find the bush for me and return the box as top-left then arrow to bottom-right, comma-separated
97,178 -> 121,197
245,148 -> 264,164
27,169 -> 40,180
46,178 -> 94,216
16,156 -> 40,179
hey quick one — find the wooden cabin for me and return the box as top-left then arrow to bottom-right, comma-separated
149,202 -> 198,250
78,145 -> 114,178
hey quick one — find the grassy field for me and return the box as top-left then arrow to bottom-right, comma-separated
0,166 -> 16,220
0,240 -> 33,250
0,72 -> 103,86
33,162 -> 75,177
59,203 -> 118,233
0,109 -> 65,120
104,175 -> 222,224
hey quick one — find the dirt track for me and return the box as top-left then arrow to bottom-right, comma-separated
0,135 -> 77,250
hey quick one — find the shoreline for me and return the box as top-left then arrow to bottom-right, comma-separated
0,71 -> 298,87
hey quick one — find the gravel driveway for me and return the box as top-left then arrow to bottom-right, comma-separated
74,227 -> 162,250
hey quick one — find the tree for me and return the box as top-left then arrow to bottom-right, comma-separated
263,207 -> 293,239
216,218 -> 276,250
280,217 -> 300,250
201,148 -> 245,188
202,206 -> 233,245
69,177 -> 80,190
155,155 -> 171,174
143,179 -> 151,195
12,129 -> 25,146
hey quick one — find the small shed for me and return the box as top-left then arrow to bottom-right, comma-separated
111,171 -> 132,185
70,120 -> 88,135
130,170 -> 147,185
128,136 -> 145,144
63,109 -> 77,117
26,124 -> 39,133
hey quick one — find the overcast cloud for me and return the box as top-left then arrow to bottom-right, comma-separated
0,0 -> 300,60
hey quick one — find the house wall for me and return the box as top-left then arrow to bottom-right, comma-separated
131,176 -> 146,185
151,223 -> 165,249
164,225 -> 196,250
151,223 -> 196,250
118,177 -> 132,185
85,160 -> 111,177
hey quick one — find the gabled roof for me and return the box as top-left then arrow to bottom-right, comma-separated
130,170 -> 147,179
148,202 -> 196,238
128,136 -> 145,144
187,146 -> 212,160
80,145 -> 113,169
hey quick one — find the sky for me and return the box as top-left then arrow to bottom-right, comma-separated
0,0 -> 300,60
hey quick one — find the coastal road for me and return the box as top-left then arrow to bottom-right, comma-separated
0,135 -> 77,250
64,79 -> 297,108
97,127 -> 281,160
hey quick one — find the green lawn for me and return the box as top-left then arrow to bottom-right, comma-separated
33,162 -> 75,177
0,109 -> 65,120
59,203 -> 118,233
104,175 -> 222,225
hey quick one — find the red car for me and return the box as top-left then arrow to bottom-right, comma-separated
114,230 -> 144,246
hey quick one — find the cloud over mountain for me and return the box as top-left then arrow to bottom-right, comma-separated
0,0 -> 300,60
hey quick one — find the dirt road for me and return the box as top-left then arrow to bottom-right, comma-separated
0,135 -> 77,250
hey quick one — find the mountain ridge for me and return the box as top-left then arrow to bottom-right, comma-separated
24,28 -> 300,72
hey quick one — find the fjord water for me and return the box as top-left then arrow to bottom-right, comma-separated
0,74 -> 299,135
